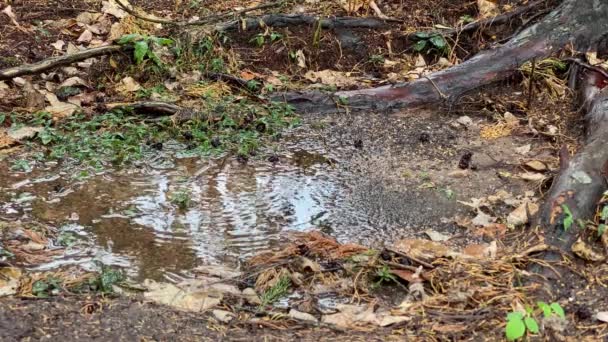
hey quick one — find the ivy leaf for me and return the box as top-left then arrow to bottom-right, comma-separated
153,37 -> 174,46
134,40 -> 149,65
562,204 -> 574,231
117,33 -> 141,44
550,303 -> 565,319
599,224 -> 606,237
414,31 -> 431,39
429,35 -> 447,49
505,316 -> 526,341
413,40 -> 428,52
524,317 -> 539,334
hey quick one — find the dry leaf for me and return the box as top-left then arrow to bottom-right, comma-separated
118,76 -> 142,93
392,239 -> 454,261
477,0 -> 499,19
463,241 -> 497,259
289,309 -> 318,322
507,201 -> 539,226
425,230 -> 450,242
144,279 -> 222,312
51,40 -> 65,51
518,172 -> 546,182
525,160 -> 547,171
77,29 -> 93,43
102,0 -> 129,19
473,223 -> 507,239
295,50 -> 306,68
0,267 -> 21,297
7,127 -> 43,142
304,70 -> 358,87
572,238 -> 605,262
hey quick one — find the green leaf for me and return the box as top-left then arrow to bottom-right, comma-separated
507,312 -> 524,321
32,280 -> 50,298
537,301 -> 552,317
117,33 -> 141,44
550,303 -> 565,319
134,40 -> 149,65
153,37 -> 174,46
562,204 -> 573,231
429,35 -> 447,49
413,40 -> 428,52
414,32 -> 431,39
599,224 -> 606,237
601,206 -> 608,220
0,113 -> 5,124
524,317 -> 539,334
505,317 -> 526,341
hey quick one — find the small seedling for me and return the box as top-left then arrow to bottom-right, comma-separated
412,32 -> 449,55
374,265 -> 397,287
11,159 -> 31,172
117,34 -> 174,66
260,276 -> 291,307
561,204 -> 574,231
505,302 -> 565,340
171,189 -> 191,210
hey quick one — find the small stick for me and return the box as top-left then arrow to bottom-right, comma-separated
387,248 -> 435,269
527,57 -> 536,109
424,76 -> 447,100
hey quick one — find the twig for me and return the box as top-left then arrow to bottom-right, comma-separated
387,248 -> 435,269
0,45 -> 123,81
527,57 -> 536,109
565,57 -> 608,79
424,76 -> 447,100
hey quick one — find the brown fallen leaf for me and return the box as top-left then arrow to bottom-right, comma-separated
571,238 -> 605,262
392,239 -> 454,261
473,223 -> 507,239
390,269 -> 416,283
0,267 -> 21,297
477,0 -> 499,18
525,160 -> 548,171
507,201 -> 540,226
463,241 -> 497,259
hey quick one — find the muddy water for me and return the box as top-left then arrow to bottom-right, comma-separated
0,137 -> 358,280
1,112 -> 475,281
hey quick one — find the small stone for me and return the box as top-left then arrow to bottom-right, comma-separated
242,288 -> 261,305
289,309 -> 318,322
212,309 -> 235,323
456,115 -> 473,127
448,169 -> 470,178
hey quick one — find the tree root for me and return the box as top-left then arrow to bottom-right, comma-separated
215,14 -> 392,32
278,0 -> 608,113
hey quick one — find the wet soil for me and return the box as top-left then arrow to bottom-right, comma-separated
0,296 -> 382,341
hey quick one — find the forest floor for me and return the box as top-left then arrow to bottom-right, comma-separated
1,0 -> 608,340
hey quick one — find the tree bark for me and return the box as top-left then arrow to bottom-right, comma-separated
539,68 -> 608,251
278,0 -> 608,113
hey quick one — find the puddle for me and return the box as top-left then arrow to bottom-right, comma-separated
0,140 -> 358,281
0,114 -> 477,281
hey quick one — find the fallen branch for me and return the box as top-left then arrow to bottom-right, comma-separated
104,101 -> 184,116
0,45 -> 123,81
216,14 -> 392,32
276,0 -> 608,113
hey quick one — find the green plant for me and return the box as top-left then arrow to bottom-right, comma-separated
117,34 -> 174,66
374,265 -> 397,287
505,310 -> 539,341
171,189 -> 191,210
11,159 -> 31,172
537,301 -> 565,319
505,302 -> 565,341
32,277 -> 62,298
561,204 -> 574,231
249,30 -> 283,47
369,54 -> 385,66
412,32 -> 449,55
260,276 -> 291,307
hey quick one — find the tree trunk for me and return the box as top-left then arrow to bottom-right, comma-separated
278,0 -> 608,114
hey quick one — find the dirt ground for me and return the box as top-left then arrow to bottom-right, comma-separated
2,0 -> 608,340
